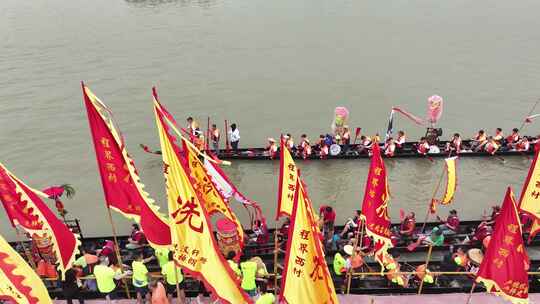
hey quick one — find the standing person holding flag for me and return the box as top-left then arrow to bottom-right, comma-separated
153,88 -> 252,304
360,140 -> 393,267
475,187 -> 529,304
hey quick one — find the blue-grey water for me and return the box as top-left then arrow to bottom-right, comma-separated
1,0 -> 540,240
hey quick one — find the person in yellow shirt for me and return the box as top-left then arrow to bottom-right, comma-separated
93,256 -> 130,304
226,251 -> 241,279
132,252 -> 155,304
154,247 -> 170,269
240,256 -> 258,297
161,252 -> 186,304
255,283 -> 275,304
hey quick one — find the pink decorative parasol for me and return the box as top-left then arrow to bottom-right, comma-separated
427,95 -> 444,125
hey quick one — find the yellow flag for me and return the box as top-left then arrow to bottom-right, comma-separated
154,100 -> 252,304
280,179 -> 339,304
0,233 -> 52,304
183,140 -> 245,247
277,138 -> 299,219
519,144 -> 540,240
440,157 -> 457,205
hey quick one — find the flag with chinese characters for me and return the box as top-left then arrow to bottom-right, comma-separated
280,179 -> 338,304
360,143 -> 392,266
0,162 -> 79,277
182,139 -> 245,248
439,157 -> 457,205
276,137 -> 299,219
518,142 -> 540,241
476,187 -> 529,304
82,83 -> 171,247
0,233 -> 52,304
153,95 -> 252,304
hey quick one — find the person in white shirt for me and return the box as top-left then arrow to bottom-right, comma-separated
229,123 -> 240,151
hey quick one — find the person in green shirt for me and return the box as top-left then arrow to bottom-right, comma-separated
226,251 -> 241,279
161,251 -> 186,303
240,256 -> 258,297
93,256 -> 130,304
154,247 -> 169,269
255,282 -> 275,304
424,227 -> 445,246
131,251 -> 154,304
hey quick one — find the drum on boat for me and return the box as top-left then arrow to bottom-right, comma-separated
467,248 -> 484,266
330,144 -> 341,156
216,218 -> 241,256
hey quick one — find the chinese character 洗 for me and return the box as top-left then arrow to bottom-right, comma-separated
171,196 -> 204,233
309,256 -> 324,282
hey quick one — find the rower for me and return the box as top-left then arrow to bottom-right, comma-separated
484,136 -> 500,155
452,246 -> 469,269
399,212 -> 415,240
445,133 -> 462,154
473,221 -> 492,244
210,124 -> 220,153
493,128 -> 504,144
470,129 -> 487,151
266,138 -> 278,159
285,134 -> 295,151
396,131 -> 406,149
514,136 -> 530,152
298,134 -> 312,159
506,128 -> 521,148
415,264 -> 434,285
358,135 -> 373,154
340,210 -> 362,238
437,209 -> 460,235
417,137 -> 430,155
318,135 -> 329,159
383,137 -> 396,157
186,117 -> 199,136
228,123 -> 240,151
342,126 -> 351,145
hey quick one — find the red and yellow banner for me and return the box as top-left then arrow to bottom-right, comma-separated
360,142 -> 392,266
276,137 -> 299,219
280,179 -> 338,304
0,163 -> 79,276
154,94 -> 252,304
476,187 -> 529,304
82,83 -> 171,247
519,142 -> 540,241
0,233 -> 52,304
439,157 -> 457,205
182,139 -> 245,247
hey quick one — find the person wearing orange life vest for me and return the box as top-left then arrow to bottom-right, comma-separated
318,134 -> 329,159
493,128 -> 504,144
415,264 -> 434,284
384,137 -> 396,157
437,209 -> 460,235
470,129 -> 488,151
452,246 -> 469,268
210,124 -> 220,153
266,138 -> 278,159
396,131 -> 406,149
358,135 -> 373,154
298,134 -> 312,159
515,136 -> 530,152
445,133 -> 462,154
417,137 -> 430,155
383,253 -> 408,287
484,136 -> 500,155
193,128 -> 205,151
506,128 -> 521,148
400,212 -> 415,239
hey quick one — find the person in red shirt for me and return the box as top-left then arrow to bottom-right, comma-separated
399,212 -> 415,238
126,224 -> 147,250
437,209 -> 460,235
319,205 -> 336,246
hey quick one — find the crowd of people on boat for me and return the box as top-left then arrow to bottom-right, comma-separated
20,197 -> 539,303
183,117 -> 537,159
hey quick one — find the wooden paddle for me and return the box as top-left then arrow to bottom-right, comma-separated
353,127 -> 362,144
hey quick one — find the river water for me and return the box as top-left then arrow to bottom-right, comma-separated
1,0 -> 540,240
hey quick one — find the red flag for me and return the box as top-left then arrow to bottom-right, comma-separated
360,143 -> 392,266
476,187 -> 529,304
82,83 -> 171,247
0,163 -> 79,276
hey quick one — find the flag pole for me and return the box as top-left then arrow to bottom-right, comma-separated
273,222 -> 280,295
173,261 -> 182,304
105,207 -> 131,299
417,244 -> 433,294
15,227 -> 36,269
466,282 -> 476,304
206,116 -> 210,151
346,218 -> 364,294
519,98 -> 540,132
225,120 -> 231,152
420,165 -> 446,233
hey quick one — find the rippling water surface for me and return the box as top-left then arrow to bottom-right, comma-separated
1,0 -> 540,239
